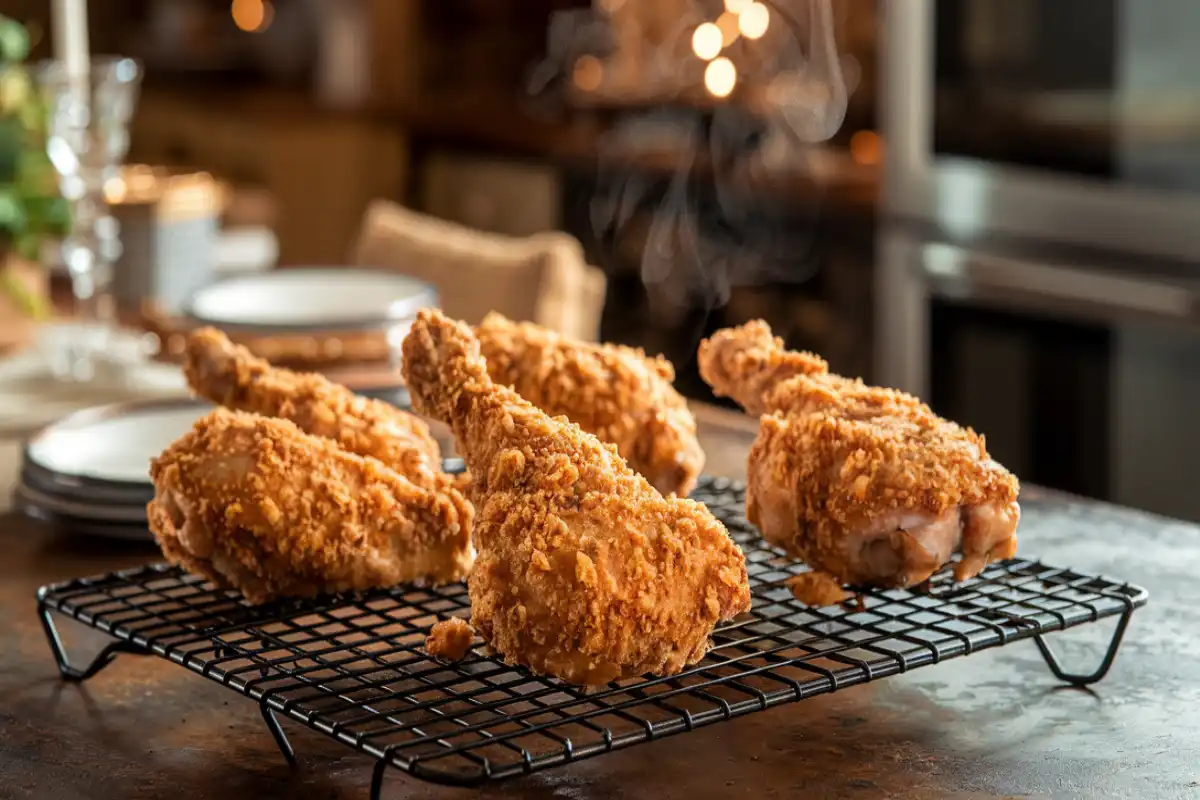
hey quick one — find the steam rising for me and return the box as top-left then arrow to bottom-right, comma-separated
530,0 -> 849,317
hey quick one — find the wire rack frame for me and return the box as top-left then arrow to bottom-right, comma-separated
36,477 -> 1148,797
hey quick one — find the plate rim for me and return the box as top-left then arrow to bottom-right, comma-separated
20,463 -> 154,505
13,482 -> 148,524
181,267 -> 439,334
24,397 -> 212,488
15,494 -> 153,542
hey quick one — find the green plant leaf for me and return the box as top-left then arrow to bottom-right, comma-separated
0,15 -> 63,264
20,192 -> 69,236
0,120 -> 22,181
0,186 -> 25,232
0,267 -> 49,319
0,17 -> 30,64
0,16 -> 30,63
13,228 -> 39,260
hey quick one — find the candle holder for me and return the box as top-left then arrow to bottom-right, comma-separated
35,57 -> 142,381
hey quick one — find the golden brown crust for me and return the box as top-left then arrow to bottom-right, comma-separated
746,401 -> 1018,585
697,320 -> 828,416
183,327 -> 442,485
476,313 -> 703,496
403,309 -> 751,686
148,408 -> 474,604
785,572 -> 853,607
426,617 -> 475,661
705,320 -> 1020,590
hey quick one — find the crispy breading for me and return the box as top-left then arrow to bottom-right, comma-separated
403,309 -> 751,686
785,572 -> 853,607
148,408 -> 474,604
183,327 -> 442,485
699,320 -> 1020,592
757,375 -> 1018,525
476,313 -> 704,496
426,617 -> 475,661
697,319 -> 828,416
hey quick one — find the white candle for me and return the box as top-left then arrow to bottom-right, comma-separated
52,0 -> 90,80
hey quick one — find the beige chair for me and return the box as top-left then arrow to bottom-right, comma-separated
351,199 -> 606,342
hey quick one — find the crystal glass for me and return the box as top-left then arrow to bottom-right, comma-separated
35,57 -> 142,381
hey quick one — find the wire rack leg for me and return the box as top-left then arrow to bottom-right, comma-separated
370,758 -> 390,800
259,705 -> 298,767
38,606 -> 148,682
1033,604 -> 1134,687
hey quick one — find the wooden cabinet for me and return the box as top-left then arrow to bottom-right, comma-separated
420,152 -> 562,237
129,91 -> 408,265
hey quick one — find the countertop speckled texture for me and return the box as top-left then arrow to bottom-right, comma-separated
1,405 -> 1195,800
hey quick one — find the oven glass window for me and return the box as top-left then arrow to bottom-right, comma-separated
934,0 -> 1200,193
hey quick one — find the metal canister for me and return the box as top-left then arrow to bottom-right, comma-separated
110,166 -> 223,315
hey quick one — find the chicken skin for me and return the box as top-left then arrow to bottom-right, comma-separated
148,408 -> 474,604
183,327 -> 442,486
699,320 -> 1020,595
403,309 -> 751,686
696,320 -> 829,417
476,313 -> 704,497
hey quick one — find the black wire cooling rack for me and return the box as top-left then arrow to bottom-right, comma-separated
37,477 -> 1148,797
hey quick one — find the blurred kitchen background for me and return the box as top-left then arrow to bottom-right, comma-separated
3,0 -> 1200,521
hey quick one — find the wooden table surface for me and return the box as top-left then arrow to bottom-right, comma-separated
1,404 -> 1197,799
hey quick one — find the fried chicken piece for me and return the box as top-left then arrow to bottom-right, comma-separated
403,309 -> 751,686
476,313 -> 704,496
697,320 -> 828,416
698,320 -> 1020,593
785,572 -> 854,607
183,327 -> 442,485
426,617 -> 475,661
148,408 -> 474,604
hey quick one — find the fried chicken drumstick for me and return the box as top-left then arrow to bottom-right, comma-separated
148,408 -> 474,604
476,313 -> 704,497
183,327 -> 442,486
403,309 -> 751,685
699,321 -> 1020,596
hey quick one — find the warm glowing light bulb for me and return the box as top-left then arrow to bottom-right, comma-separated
573,55 -> 604,92
724,0 -> 751,13
231,0 -> 273,32
850,130 -> 883,166
738,2 -> 770,39
704,57 -> 737,98
691,23 -> 723,61
716,12 -> 741,46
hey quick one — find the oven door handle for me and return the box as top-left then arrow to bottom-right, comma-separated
920,244 -> 1200,323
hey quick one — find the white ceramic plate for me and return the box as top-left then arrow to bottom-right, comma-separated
14,482 -> 148,524
25,399 -> 212,486
184,268 -> 437,332
15,489 -> 152,542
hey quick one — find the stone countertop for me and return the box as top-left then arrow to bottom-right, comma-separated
0,405 -> 1196,799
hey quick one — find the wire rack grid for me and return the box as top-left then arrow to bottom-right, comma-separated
36,477 -> 1148,797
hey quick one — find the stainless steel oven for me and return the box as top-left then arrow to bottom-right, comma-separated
877,227 -> 1200,516
877,0 -> 1200,520
881,0 -> 1200,260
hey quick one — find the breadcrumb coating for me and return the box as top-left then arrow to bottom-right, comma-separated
697,320 -> 828,416
785,572 -> 853,607
699,320 -> 1020,590
476,313 -> 703,496
183,327 -> 442,485
148,408 -> 474,604
426,617 -> 475,661
403,309 -> 751,686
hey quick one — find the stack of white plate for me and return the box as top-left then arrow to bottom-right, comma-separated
15,396 -> 467,541
184,267 -> 437,367
14,399 -> 212,541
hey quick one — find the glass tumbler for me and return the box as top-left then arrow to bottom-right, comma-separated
35,57 -> 142,381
